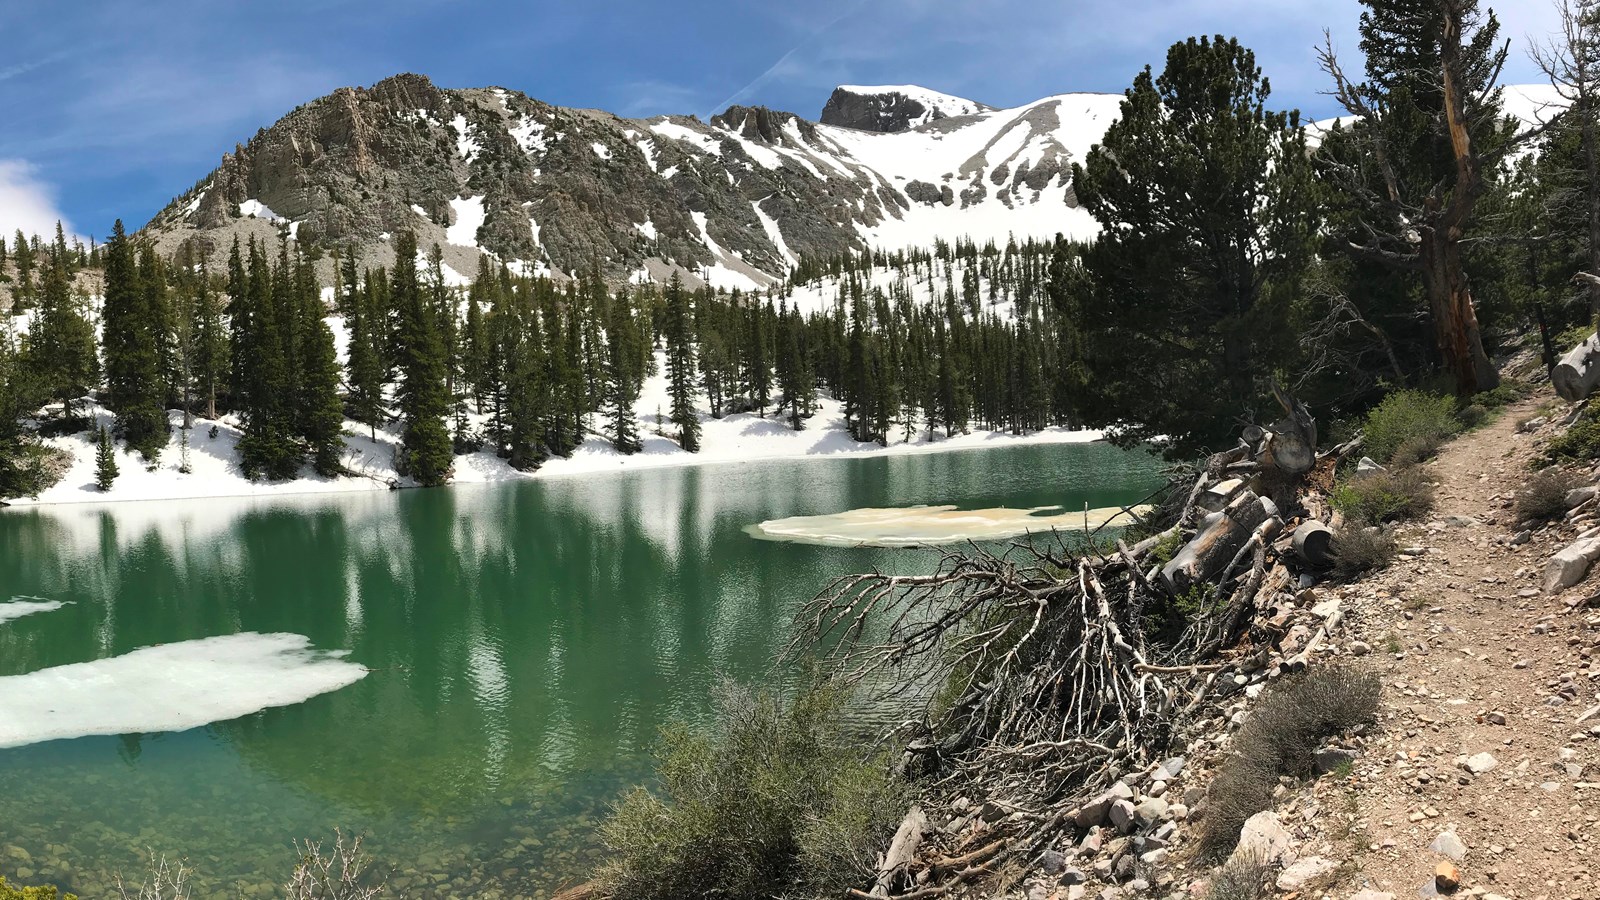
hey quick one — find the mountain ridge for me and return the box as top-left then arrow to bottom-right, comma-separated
140,73 -> 1114,288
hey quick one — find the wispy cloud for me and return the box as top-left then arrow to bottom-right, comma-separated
705,0 -> 868,118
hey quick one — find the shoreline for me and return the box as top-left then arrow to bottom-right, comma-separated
2,402 -> 1110,510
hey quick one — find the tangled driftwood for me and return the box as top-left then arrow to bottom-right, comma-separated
801,392 -> 1362,899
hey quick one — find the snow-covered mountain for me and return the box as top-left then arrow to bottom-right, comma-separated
142,74 -> 1118,289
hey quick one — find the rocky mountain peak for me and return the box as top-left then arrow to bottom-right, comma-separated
819,85 -> 991,133
710,105 -> 815,144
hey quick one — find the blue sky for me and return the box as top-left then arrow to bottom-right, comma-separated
0,0 -> 1561,243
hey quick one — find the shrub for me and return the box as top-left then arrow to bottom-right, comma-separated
1330,468 -> 1434,525
1516,469 -> 1582,522
114,855 -> 189,900
1360,390 -> 1460,465
1545,412 -> 1600,464
1205,850 -> 1273,900
596,681 -> 909,900
286,832 -> 386,900
1198,665 -> 1380,857
1329,526 -> 1397,581
1473,380 -> 1526,410
1455,403 -> 1488,430
0,876 -> 75,900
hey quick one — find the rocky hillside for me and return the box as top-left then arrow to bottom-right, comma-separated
140,74 -> 1119,288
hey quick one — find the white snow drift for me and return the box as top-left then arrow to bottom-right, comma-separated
0,632 -> 368,749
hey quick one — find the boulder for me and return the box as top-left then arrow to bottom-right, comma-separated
1074,782 -> 1134,828
1543,527 -> 1600,594
1430,829 -> 1467,862
1275,856 -> 1337,892
1230,811 -> 1293,865
1108,798 -> 1138,834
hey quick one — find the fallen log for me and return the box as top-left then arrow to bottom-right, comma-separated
871,806 -> 928,897
1553,331 -> 1600,402
1160,491 -> 1276,597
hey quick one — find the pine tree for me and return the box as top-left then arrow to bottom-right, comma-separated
606,290 -> 644,454
95,425 -> 119,492
101,221 -> 168,459
392,232 -> 454,485
25,223 -> 98,422
192,260 -> 227,420
235,238 -> 298,479
344,252 -> 386,439
1318,0 -> 1512,393
1073,35 -> 1319,456
295,253 -> 345,476
663,273 -> 700,452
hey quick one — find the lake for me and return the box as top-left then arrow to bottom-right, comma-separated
0,442 -> 1163,899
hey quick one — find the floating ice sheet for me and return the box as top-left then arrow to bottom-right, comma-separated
0,632 -> 368,749
746,504 -> 1150,548
0,597 -> 66,625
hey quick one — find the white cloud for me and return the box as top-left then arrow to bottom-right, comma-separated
0,160 -> 73,241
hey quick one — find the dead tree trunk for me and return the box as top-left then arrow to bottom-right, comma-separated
1554,328 -> 1600,401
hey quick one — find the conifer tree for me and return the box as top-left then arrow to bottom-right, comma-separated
192,260 -> 227,420
95,425 -> 118,492
25,224 -> 97,422
1073,35 -> 1318,456
343,252 -> 385,439
235,238 -> 298,479
101,221 -> 168,459
294,253 -> 345,476
392,232 -> 453,485
663,273 -> 700,452
1318,0 -> 1511,394
606,290 -> 644,454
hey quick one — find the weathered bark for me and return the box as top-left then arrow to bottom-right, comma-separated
870,806 -> 928,897
1420,234 -> 1499,394
1553,330 -> 1600,402
1160,491 -> 1277,597
1430,0 -> 1500,395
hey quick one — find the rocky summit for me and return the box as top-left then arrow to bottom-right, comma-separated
141,73 -> 1121,287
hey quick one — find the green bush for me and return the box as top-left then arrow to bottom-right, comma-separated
596,682 -> 909,900
1546,412 -> 1600,464
1198,665 -> 1380,857
1473,380 -> 1526,410
1360,389 -> 1460,465
0,875 -> 75,900
1330,468 -> 1434,525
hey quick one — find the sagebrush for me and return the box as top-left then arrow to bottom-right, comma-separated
596,681 -> 908,900
1328,525 -> 1396,580
1198,665 -> 1380,856
1330,467 -> 1434,525
1516,469 -> 1581,522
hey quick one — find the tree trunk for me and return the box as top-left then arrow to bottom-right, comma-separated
1554,331 -> 1600,402
1420,232 -> 1498,395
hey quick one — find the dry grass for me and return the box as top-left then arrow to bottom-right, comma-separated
1206,850 -> 1274,900
1329,526 -> 1397,581
1516,469 -> 1582,522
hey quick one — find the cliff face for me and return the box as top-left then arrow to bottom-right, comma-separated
144,74 -> 1118,287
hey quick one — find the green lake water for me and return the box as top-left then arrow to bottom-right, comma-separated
0,442 -> 1163,899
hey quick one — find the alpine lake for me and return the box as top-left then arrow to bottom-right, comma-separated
0,442 -> 1164,899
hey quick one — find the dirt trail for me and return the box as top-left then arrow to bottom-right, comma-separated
1328,392 -> 1600,900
